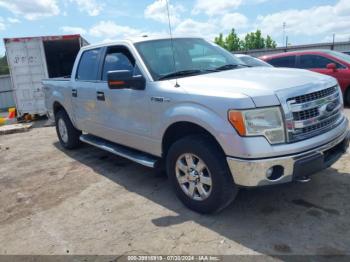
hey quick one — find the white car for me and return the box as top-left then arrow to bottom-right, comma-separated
236,54 -> 273,67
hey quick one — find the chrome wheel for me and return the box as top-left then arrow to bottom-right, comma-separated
175,153 -> 212,201
58,118 -> 68,143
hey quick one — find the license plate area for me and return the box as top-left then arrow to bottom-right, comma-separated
293,153 -> 324,180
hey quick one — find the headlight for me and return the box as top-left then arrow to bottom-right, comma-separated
228,107 -> 285,144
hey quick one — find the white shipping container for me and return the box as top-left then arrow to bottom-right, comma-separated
4,35 -> 89,116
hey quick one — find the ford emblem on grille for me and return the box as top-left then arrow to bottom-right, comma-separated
318,101 -> 338,119
326,101 -> 337,112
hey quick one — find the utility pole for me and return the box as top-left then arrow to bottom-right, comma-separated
332,33 -> 335,50
282,22 -> 286,47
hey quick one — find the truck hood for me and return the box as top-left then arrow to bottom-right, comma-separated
176,67 -> 336,107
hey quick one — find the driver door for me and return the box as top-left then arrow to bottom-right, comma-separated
94,45 -> 152,152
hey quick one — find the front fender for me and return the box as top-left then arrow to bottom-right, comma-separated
159,102 -> 241,156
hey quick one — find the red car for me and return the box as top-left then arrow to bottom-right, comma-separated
260,50 -> 350,104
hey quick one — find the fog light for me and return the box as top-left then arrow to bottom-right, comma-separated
266,168 -> 274,178
266,165 -> 284,181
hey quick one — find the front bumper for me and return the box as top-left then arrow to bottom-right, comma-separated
227,127 -> 350,187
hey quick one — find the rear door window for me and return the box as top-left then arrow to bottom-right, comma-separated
299,55 -> 345,69
76,48 -> 101,81
268,56 -> 296,68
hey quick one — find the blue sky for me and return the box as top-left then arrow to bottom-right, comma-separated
0,0 -> 349,56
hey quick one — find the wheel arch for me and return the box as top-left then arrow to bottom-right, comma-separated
162,121 -> 226,158
53,101 -> 67,116
52,101 -> 79,130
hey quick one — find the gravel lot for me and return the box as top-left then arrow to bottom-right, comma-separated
0,110 -> 349,256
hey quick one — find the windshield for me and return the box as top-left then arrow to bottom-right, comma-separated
135,38 -> 243,81
326,50 -> 350,64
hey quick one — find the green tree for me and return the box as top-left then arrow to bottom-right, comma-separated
242,30 -> 266,50
224,29 -> 242,51
265,35 -> 277,48
242,32 -> 254,50
214,33 -> 225,49
214,29 -> 277,51
254,30 -> 266,49
0,55 -> 9,75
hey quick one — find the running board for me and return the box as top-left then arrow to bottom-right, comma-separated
80,134 -> 159,168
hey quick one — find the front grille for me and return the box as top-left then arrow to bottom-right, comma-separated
301,112 -> 340,134
293,107 -> 319,121
287,86 -> 337,104
285,85 -> 343,142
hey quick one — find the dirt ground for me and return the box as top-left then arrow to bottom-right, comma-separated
0,110 -> 350,256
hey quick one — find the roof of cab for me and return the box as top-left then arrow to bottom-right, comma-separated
80,35 -> 204,51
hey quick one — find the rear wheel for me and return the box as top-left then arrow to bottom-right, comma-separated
166,135 -> 238,214
55,110 -> 81,149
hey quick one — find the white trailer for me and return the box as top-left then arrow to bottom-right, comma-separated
4,35 -> 89,116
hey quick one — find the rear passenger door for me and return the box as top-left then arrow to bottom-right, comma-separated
71,48 -> 102,133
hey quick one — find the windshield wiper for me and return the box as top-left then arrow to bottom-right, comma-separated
158,70 -> 203,80
215,64 -> 249,71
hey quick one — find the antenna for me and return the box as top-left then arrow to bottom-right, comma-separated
165,0 -> 180,87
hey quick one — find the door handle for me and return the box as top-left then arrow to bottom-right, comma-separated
72,89 -> 77,98
97,91 -> 105,101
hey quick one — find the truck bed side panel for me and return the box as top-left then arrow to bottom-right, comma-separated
43,79 -> 77,126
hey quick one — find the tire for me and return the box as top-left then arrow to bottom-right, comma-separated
166,135 -> 238,214
55,110 -> 81,149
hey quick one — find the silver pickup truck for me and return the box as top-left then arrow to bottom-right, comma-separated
43,36 -> 350,213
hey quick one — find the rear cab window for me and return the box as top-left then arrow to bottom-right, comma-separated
76,48 -> 102,81
268,55 -> 296,68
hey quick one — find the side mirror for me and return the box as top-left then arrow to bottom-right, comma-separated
107,70 -> 146,90
326,63 -> 337,72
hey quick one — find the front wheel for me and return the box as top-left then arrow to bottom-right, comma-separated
166,135 -> 238,214
55,110 -> 81,149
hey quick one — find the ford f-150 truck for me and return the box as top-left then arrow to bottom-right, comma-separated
43,37 -> 350,213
